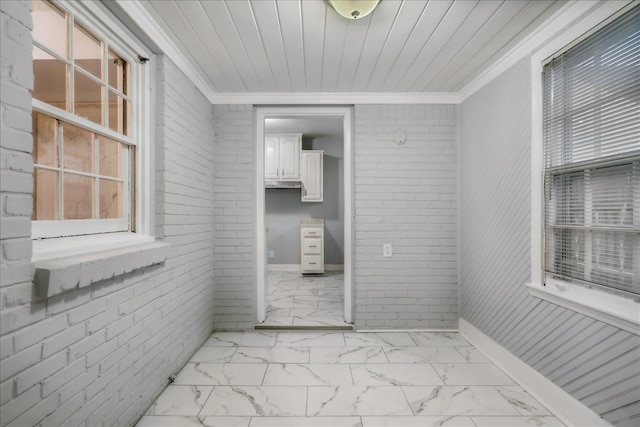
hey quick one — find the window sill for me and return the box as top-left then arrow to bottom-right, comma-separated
526,280 -> 640,335
33,234 -> 170,299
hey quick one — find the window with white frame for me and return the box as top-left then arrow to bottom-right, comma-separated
31,0 -> 146,239
542,6 -> 640,297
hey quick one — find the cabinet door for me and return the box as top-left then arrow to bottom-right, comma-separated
264,136 -> 280,179
301,151 -> 323,202
279,135 -> 300,180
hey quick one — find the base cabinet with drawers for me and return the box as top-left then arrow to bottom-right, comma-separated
301,219 -> 324,274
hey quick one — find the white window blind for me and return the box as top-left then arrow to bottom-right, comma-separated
542,5 -> 640,296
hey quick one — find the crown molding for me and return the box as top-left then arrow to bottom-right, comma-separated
113,0 -> 218,104
210,92 -> 460,105
114,0 -> 631,107
110,1 -> 459,105
458,0 -> 631,102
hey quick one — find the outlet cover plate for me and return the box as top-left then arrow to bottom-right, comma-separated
383,243 -> 392,258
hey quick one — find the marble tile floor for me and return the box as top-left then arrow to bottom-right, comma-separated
260,270 -> 351,328
136,330 -> 564,427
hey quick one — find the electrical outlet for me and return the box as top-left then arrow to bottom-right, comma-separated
267,250 -> 275,258
383,243 -> 392,258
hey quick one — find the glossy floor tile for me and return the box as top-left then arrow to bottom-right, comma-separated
136,330 -> 564,426
261,270 -> 351,328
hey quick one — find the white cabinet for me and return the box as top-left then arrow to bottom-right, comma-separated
265,134 -> 301,181
301,219 -> 324,274
300,150 -> 323,202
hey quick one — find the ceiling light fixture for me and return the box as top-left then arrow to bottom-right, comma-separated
327,0 -> 380,20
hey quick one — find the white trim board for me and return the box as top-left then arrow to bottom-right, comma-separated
113,0 -> 215,104
354,329 -> 458,333
458,318 -> 610,427
211,92 -> 459,105
256,106 -> 355,324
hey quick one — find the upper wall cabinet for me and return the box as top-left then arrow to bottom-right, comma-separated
265,134 -> 301,181
301,150 -> 323,202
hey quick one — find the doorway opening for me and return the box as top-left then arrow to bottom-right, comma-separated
255,106 -> 354,328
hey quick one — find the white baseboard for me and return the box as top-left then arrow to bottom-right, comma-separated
458,318 -> 610,427
267,264 -> 344,272
354,329 -> 458,333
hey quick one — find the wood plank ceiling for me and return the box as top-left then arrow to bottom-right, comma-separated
138,0 -> 568,94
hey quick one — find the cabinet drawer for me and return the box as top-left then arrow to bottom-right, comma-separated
302,239 -> 322,255
301,227 -> 323,238
301,255 -> 322,272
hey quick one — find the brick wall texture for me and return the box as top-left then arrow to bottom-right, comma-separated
210,105 -> 458,330
212,105 -> 255,331
354,105 -> 458,329
0,1 -> 215,423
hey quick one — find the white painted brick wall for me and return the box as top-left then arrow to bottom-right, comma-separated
0,2 -> 215,422
354,104 -> 458,329
212,105 -> 255,330
209,104 -> 458,331
0,2 -> 35,337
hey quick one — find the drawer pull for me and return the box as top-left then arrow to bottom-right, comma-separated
309,262 -> 316,265
309,245 -> 316,248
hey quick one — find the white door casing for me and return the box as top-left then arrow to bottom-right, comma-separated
255,106 -> 354,324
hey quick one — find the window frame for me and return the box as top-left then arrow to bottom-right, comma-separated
31,105 -> 134,237
528,2 -> 639,335
31,0 -> 155,251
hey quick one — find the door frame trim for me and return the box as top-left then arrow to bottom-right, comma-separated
255,106 -> 355,324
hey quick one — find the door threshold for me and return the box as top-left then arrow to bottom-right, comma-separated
255,324 -> 353,331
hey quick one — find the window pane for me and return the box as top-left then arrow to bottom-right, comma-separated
546,171 -> 585,226
591,164 -> 635,227
64,173 -> 94,219
32,0 -> 68,59
108,49 -> 128,95
546,227 -> 585,278
74,22 -> 102,79
99,136 -> 122,178
32,112 -> 59,167
108,90 -> 129,135
99,179 -> 123,219
63,123 -> 94,173
74,70 -> 103,125
33,46 -> 68,110
591,230 -> 635,291
33,168 -> 59,220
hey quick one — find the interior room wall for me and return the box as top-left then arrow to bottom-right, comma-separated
212,104 -> 256,331
212,104 -> 459,330
354,104 -> 458,330
0,3 -> 215,424
265,136 -> 344,266
459,56 -> 640,426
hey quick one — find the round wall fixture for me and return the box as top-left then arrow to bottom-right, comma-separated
396,129 -> 407,145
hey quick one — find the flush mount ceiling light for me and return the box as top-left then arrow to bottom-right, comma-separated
327,0 -> 380,19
